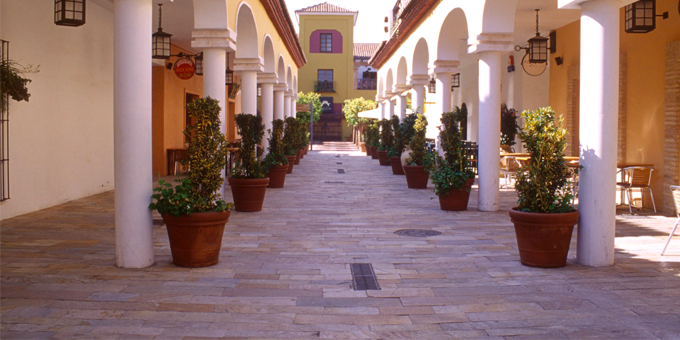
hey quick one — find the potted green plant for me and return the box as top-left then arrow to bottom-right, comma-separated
282,117 -> 299,174
403,114 -> 432,189
429,109 -> 476,211
228,113 -> 269,212
149,97 -> 233,267
398,112 -> 418,169
387,115 -> 404,175
295,116 -> 308,160
509,107 -> 578,268
377,118 -> 393,166
501,104 -> 518,152
366,120 -> 380,159
262,119 -> 289,188
1,59 -> 37,112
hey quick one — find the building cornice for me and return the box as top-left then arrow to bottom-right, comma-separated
260,0 -> 307,68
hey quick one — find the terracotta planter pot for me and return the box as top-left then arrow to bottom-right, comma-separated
403,165 -> 429,189
162,211 -> 231,267
304,146 -> 309,155
365,145 -> 371,156
438,178 -> 475,211
390,157 -> 405,175
228,177 -> 269,212
377,150 -> 390,166
508,209 -> 580,268
369,146 -> 379,159
285,155 -> 296,174
266,164 -> 289,188
359,143 -> 366,153
294,149 -> 302,165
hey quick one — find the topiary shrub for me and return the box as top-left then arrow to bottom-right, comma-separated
399,113 -> 418,146
230,113 -> 266,179
515,107 -> 574,213
365,120 -> 380,147
405,114 -> 431,166
430,108 -> 475,197
387,115 -> 402,158
378,118 -> 393,151
150,97 -> 232,215
282,117 -> 300,156
262,119 -> 289,169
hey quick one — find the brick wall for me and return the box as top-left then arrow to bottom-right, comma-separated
618,53 -> 627,163
664,41 -> 680,214
566,66 -> 580,156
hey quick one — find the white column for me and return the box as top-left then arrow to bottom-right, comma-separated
291,94 -> 297,118
240,71 -> 258,115
274,86 -> 285,120
388,98 -> 395,118
477,51 -> 502,212
577,0 -> 619,267
260,80 -> 275,155
378,100 -> 386,120
114,0 -> 154,268
412,85 -> 426,114
203,49 -> 226,126
436,72 -> 452,113
396,95 -> 407,120
284,93 -> 292,118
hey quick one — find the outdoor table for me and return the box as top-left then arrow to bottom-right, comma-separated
167,148 -> 188,175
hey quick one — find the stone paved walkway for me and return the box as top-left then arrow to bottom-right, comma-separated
2,142 -> 680,339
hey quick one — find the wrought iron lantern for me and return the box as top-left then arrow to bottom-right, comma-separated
451,73 -> 460,89
55,0 -> 86,27
428,75 -> 436,94
527,10 -> 548,64
194,52 -> 203,76
257,85 -> 262,97
625,0 -> 668,33
225,53 -> 234,85
152,4 -> 172,59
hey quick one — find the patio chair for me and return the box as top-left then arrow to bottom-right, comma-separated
500,155 -> 522,189
661,185 -> 680,255
616,166 -> 657,214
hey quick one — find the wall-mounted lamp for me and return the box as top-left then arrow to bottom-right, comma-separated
225,53 -> 234,85
554,57 -> 563,66
257,85 -> 262,97
55,0 -> 86,27
152,4 -> 172,59
451,73 -> 460,91
428,75 -> 436,93
625,0 -> 668,33
515,9 -> 549,64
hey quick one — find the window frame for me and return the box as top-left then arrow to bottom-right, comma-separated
319,33 -> 333,53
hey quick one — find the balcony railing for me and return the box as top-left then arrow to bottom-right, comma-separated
314,80 -> 336,93
357,78 -> 377,90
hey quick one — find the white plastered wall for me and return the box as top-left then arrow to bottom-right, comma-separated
1,1 -> 114,219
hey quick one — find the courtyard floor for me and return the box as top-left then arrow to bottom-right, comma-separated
2,142 -> 680,339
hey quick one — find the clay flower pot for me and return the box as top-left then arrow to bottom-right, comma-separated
377,150 -> 390,166
365,145 -> 371,156
285,155 -> 296,174
508,209 -> 580,268
403,165 -> 429,189
162,211 -> 231,267
390,157 -> 404,175
299,148 -> 305,159
438,178 -> 475,211
304,146 -> 309,155
369,146 -> 379,159
294,149 -> 302,165
359,142 -> 366,153
266,164 -> 289,188
228,177 -> 269,212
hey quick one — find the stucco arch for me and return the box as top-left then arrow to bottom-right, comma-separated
385,69 -> 394,95
396,57 -> 408,86
263,35 -> 275,73
481,0 -> 519,34
293,75 -> 298,94
235,2 -> 259,58
412,38 -> 429,75
286,66 -> 293,89
436,8 -> 469,61
193,0 -> 228,30
277,55 -> 286,84
378,76 -> 384,98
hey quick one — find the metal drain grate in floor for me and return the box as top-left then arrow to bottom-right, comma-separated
350,263 -> 380,290
394,229 -> 442,237
336,162 -> 342,165
324,181 -> 345,184
337,169 -> 345,174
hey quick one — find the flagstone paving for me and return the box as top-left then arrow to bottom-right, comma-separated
2,142 -> 680,339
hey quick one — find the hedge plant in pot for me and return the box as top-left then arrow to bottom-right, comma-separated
500,104 -> 518,152
377,118 -> 393,166
366,120 -> 380,159
282,117 -> 299,173
430,109 -> 475,211
509,106 -> 578,268
403,114 -> 432,189
262,119 -> 289,188
387,115 -> 404,175
229,113 -> 269,212
149,97 -> 233,267
398,112 -> 418,169
295,116 -> 309,159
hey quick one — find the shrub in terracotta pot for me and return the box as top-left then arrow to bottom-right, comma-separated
387,115 -> 404,175
509,106 -> 578,268
282,117 -> 299,173
262,119 -> 289,188
377,118 -> 393,166
365,120 -> 380,159
149,97 -> 233,267
430,108 -> 475,211
229,113 -> 269,212
403,114 -> 432,189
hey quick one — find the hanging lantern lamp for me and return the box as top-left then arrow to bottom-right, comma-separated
225,53 -> 234,85
194,52 -> 204,76
55,0 -> 86,27
152,4 -> 172,59
428,75 -> 436,94
624,0 -> 668,33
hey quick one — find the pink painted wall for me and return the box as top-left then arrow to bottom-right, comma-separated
310,30 -> 343,53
